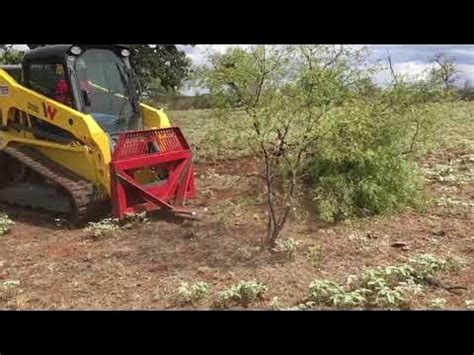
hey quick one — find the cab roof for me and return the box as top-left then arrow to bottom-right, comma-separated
23,44 -> 130,63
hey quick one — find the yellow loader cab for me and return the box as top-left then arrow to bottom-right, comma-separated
0,44 -> 195,223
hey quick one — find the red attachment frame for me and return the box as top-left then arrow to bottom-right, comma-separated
110,127 -> 196,219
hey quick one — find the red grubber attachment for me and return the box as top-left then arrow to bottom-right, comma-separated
110,127 -> 196,220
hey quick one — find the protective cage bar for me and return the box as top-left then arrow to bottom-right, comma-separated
110,127 -> 196,219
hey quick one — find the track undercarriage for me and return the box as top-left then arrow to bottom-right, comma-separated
0,146 -> 106,223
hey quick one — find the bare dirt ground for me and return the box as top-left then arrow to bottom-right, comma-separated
0,104 -> 473,310
0,149 -> 472,309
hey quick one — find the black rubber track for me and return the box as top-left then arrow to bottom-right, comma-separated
2,145 -> 106,224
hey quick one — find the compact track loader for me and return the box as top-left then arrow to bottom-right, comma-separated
0,44 -> 195,223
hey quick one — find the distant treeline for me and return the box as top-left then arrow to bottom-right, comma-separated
151,87 -> 474,111
151,94 -> 214,110
458,88 -> 474,101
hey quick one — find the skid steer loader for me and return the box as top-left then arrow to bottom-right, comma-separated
0,44 -> 195,223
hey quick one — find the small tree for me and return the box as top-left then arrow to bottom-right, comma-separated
429,53 -> 458,91
201,45 -> 369,247
201,45 -> 446,235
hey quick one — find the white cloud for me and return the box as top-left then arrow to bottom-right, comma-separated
12,44 -> 29,51
393,61 -> 432,80
457,63 -> 474,79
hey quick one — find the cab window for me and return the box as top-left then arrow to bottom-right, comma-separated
27,63 -> 72,106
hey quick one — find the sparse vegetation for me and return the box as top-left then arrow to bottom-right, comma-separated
177,282 -> 211,304
1,280 -> 20,289
237,245 -> 261,259
428,297 -> 447,309
269,296 -> 282,309
306,245 -> 324,268
0,46 -> 472,310
306,254 -> 465,309
84,218 -> 120,238
0,280 -> 22,306
275,238 -> 300,261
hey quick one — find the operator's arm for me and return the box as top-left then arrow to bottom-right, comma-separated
88,81 -> 127,100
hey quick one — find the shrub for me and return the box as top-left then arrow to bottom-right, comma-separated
309,151 -> 423,221
218,280 -> 267,306
308,280 -> 345,305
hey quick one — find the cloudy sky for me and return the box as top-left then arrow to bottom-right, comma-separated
178,45 -> 474,93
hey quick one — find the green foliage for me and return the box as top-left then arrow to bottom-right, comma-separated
0,212 -> 14,236
218,280 -> 267,306
177,281 -> 210,304
310,153 -> 423,221
306,81 -> 445,221
308,280 -> 345,305
428,53 -> 459,91
0,46 -> 24,64
200,45 -> 445,228
168,109 -> 252,163
307,254 -> 461,309
153,94 -> 214,111
127,45 -> 192,94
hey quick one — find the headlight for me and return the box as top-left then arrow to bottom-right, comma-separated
121,49 -> 130,57
70,46 -> 82,55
